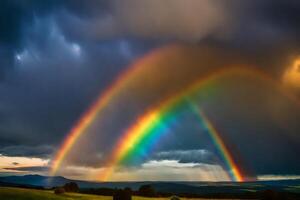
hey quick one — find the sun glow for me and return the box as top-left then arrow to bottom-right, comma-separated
283,57 -> 300,89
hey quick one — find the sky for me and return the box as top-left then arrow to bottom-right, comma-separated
0,0 -> 300,182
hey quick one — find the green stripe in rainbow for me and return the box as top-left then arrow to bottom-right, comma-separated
99,67 -> 257,182
119,104 -> 183,166
188,103 -> 243,182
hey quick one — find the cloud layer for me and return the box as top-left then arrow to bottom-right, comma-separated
62,0 -> 234,41
0,0 -> 300,180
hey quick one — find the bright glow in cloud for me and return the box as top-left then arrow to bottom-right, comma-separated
71,43 -> 81,56
109,160 -> 230,181
258,175 -> 300,181
0,155 -> 49,173
14,50 -> 32,64
283,57 -> 300,89
142,160 -> 200,168
65,0 -> 234,41
155,149 -> 214,163
15,54 -> 22,61
51,160 -> 230,181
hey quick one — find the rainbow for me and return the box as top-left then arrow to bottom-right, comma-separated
98,67 -> 252,181
50,46 -> 171,175
189,104 -> 243,181
51,45 -> 300,177
98,66 -> 300,181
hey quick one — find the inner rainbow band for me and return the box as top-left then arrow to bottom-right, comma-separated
189,103 -> 244,182
98,67 -> 256,181
51,63 -> 300,178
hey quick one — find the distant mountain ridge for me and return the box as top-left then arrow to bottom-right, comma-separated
0,174 -> 300,195
0,174 -> 150,189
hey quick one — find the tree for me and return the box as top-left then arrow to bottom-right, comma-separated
124,187 -> 132,196
138,184 -> 156,197
261,189 -> 284,200
113,188 -> 132,200
63,182 -> 79,192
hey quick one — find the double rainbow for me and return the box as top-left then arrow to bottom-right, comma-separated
51,46 -> 300,180
98,67 -> 248,181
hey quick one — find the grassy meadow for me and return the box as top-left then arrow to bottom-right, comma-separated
0,187 -> 230,200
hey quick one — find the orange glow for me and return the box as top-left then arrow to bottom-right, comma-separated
283,57 -> 300,89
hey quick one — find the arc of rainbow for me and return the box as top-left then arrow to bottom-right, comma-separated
99,67 -> 252,182
50,47 -> 168,175
51,58 -> 300,176
188,103 -> 243,181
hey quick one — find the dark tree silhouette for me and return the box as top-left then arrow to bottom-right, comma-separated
261,189 -> 286,200
113,188 -> 132,200
138,184 -> 156,197
124,187 -> 132,195
63,182 -> 79,192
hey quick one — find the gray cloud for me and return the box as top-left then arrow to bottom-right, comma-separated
0,14 -> 157,159
0,0 -> 64,80
63,0 -> 234,41
4,166 -> 49,173
0,145 -> 54,158
154,149 -> 218,164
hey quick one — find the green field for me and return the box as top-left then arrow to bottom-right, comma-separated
0,187 -> 216,200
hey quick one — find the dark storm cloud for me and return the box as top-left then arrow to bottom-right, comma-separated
0,0 -> 300,178
225,0 -> 300,61
262,0 -> 300,37
0,5 -> 159,159
0,0 -> 63,79
0,145 -> 53,158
